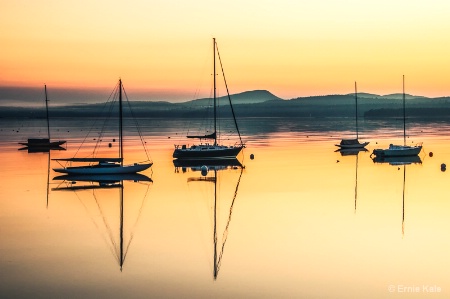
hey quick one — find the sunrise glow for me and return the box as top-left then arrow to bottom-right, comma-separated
2,0 -> 450,101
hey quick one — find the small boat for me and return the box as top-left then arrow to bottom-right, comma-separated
372,144 -> 422,158
336,138 -> 369,149
53,79 -> 152,175
336,82 -> 369,149
19,85 -> 66,149
173,38 -> 245,160
372,76 -> 422,158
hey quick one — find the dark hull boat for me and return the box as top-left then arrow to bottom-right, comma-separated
336,139 -> 369,149
173,144 -> 244,159
173,38 -> 245,160
371,76 -> 422,159
335,82 -> 368,150
19,139 -> 66,148
19,85 -> 66,150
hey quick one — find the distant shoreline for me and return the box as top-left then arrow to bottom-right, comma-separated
1,89 -> 450,120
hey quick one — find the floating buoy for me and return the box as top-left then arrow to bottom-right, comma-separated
441,163 -> 446,172
429,152 -> 433,157
201,165 -> 208,176
113,138 -> 116,142
250,154 -> 254,160
108,143 -> 112,148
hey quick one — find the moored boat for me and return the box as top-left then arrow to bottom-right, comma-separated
336,82 -> 369,149
53,79 -> 152,175
173,38 -> 245,160
371,76 -> 422,158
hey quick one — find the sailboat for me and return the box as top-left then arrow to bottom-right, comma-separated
372,76 -> 422,158
178,159 -> 243,279
53,79 -> 152,175
335,82 -> 369,149
173,38 -> 245,160
19,85 -> 66,149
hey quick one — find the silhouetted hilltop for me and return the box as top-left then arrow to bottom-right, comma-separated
184,90 -> 283,106
345,92 -> 379,98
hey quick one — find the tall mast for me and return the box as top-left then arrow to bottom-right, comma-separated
119,79 -> 124,165
403,75 -> 406,146
44,84 -> 50,140
355,81 -> 358,140
213,38 -> 217,146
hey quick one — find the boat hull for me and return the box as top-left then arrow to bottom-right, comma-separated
335,141 -> 369,149
19,139 -> 66,148
53,162 -> 152,175
53,173 -> 152,183
372,145 -> 422,157
173,145 -> 244,159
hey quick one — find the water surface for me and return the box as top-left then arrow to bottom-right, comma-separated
1,117 -> 450,298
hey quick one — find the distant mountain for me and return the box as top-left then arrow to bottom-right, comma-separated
3,89 -> 450,120
380,93 -> 427,100
344,92 -> 427,100
184,90 -> 283,106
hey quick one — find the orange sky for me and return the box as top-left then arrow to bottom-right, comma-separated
2,0 -> 450,102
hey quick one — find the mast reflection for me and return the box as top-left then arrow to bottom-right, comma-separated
372,155 -> 421,236
52,173 -> 152,270
174,158 -> 244,279
336,148 -> 368,213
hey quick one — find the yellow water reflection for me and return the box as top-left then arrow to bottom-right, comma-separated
2,119 -> 450,298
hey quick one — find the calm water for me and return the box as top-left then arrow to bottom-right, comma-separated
1,117 -> 450,298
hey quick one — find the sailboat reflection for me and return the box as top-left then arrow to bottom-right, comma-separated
175,158 -> 244,279
19,148 -> 62,207
336,148 -> 368,212
19,141 -> 65,206
372,156 -> 420,235
52,173 -> 152,270
401,165 -> 407,236
174,158 -> 243,173
371,155 -> 422,165
19,145 -> 66,153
